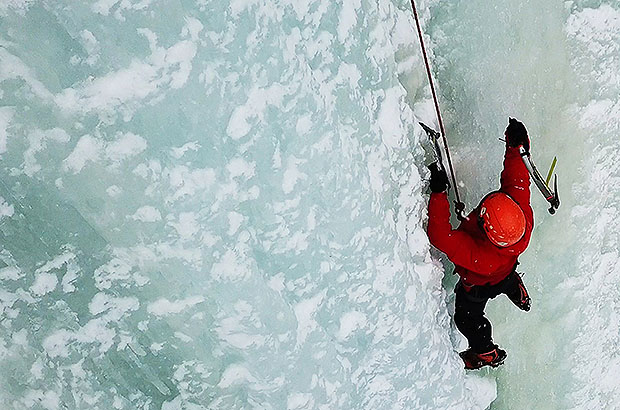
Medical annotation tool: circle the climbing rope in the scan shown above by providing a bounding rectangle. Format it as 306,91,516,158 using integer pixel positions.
410,0,466,220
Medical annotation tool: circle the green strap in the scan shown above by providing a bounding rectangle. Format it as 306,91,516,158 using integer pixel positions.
545,157,557,187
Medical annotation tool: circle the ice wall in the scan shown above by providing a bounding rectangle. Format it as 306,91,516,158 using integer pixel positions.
0,0,494,409
559,3,620,409
425,0,620,408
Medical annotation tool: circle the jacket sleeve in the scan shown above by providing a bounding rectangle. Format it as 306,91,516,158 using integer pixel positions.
427,192,497,274
500,146,531,210
499,145,535,253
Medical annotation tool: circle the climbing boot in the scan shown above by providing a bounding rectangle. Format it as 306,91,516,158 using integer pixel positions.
459,346,507,370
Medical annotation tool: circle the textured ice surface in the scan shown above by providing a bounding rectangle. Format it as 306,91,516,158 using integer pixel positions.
0,0,493,409
426,0,620,409
2,0,620,408
560,4,620,409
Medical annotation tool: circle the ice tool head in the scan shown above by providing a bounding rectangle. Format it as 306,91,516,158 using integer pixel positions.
479,192,526,248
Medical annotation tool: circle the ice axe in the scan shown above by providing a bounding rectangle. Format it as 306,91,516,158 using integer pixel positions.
419,122,466,218
519,147,560,214
419,122,444,171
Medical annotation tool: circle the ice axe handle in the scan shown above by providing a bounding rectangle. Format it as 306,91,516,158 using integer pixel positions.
519,147,560,215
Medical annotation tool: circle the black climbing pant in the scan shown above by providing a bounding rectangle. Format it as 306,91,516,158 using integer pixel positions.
454,270,526,353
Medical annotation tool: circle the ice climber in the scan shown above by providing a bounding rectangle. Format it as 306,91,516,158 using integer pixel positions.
426,118,533,370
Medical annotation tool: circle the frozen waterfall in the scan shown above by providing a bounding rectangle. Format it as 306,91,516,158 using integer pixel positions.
0,0,619,409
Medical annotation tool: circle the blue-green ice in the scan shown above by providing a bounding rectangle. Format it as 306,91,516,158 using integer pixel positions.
0,0,619,408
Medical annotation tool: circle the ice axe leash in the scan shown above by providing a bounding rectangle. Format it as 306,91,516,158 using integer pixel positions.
519,146,560,214
410,0,466,221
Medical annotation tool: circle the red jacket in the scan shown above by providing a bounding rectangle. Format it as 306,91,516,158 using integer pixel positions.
427,146,534,286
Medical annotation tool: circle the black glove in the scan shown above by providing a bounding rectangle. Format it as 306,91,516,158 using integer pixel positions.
505,117,530,151
428,162,449,193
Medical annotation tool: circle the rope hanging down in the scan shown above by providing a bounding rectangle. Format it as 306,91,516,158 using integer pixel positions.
410,0,466,220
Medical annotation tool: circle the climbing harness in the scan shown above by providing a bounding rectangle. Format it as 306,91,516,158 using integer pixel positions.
410,0,466,220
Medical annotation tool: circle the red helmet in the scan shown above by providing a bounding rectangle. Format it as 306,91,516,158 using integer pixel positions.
479,192,526,247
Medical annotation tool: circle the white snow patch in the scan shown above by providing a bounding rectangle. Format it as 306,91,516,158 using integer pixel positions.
93,254,135,290
30,272,58,296
166,166,216,201
56,25,198,120
161,396,182,410
30,359,44,379
337,0,361,42
87,293,140,321
287,393,314,410
106,185,122,197
151,342,164,352
0,48,53,101
0,196,14,220
61,261,80,293
227,212,244,235
130,206,162,222
366,374,392,395
283,0,312,20
44,294,138,358
148,296,205,316
170,141,200,159
105,132,147,163
378,87,404,148
89,292,114,315
226,84,287,140
229,0,260,16
80,29,100,65
463,375,497,409
22,389,61,410
227,157,256,179
293,290,326,346
0,106,14,153
62,134,103,173
218,364,256,388
12,329,28,346
306,209,316,230
282,156,306,194
295,114,312,135
24,128,71,176
36,251,77,274
267,273,285,292
215,300,267,349
367,149,386,192
219,332,265,350
0,0,34,15
336,311,367,341
42,330,73,358
91,0,157,19
0,266,21,280
182,17,204,41
91,0,122,15
211,249,252,281
63,132,146,173
169,212,199,240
